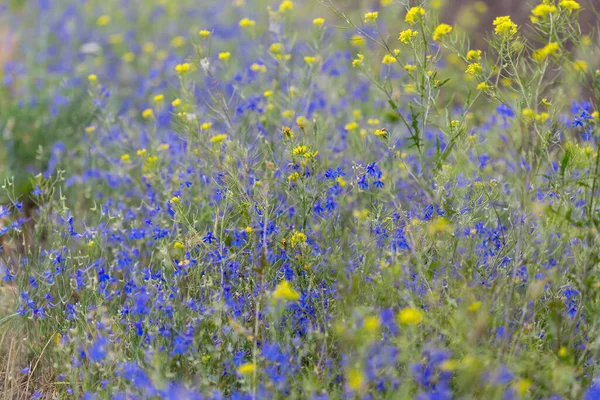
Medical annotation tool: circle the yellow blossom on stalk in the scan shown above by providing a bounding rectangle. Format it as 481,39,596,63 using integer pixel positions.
346,368,364,391
142,109,153,119
440,359,458,372
96,15,111,26
56,333,62,345
345,121,359,131
398,307,424,325
238,362,255,375
535,112,549,122
381,0,393,5
304,56,317,65
364,11,378,22
172,98,181,107
121,154,130,162
171,36,185,48
533,42,560,61
515,379,532,396
433,23,452,41
363,315,380,332
465,63,482,75
573,59,588,72
263,90,272,97
210,134,228,143
559,0,580,12
85,126,96,133
273,280,300,301
493,16,518,36
336,176,346,187
352,54,364,67
269,43,283,54
532,3,557,19
296,116,308,129
173,241,184,249
287,172,299,182
398,29,418,44
367,118,380,125
251,63,267,72
199,30,211,37
219,52,231,61
292,145,307,156
522,108,534,119
88,74,97,82
477,82,491,91
153,94,164,102
278,0,293,12
175,63,191,73
201,122,212,130
290,231,307,248
405,64,416,73
405,7,425,25
466,49,482,62
382,54,396,65
350,34,365,47
158,143,169,151
374,128,389,138
170,196,180,204
282,109,294,119
558,346,568,358
313,17,325,26
239,18,256,27
136,149,147,156
467,301,482,312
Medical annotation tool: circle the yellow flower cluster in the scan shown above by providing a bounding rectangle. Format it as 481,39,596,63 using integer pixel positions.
273,280,300,302
465,63,482,75
405,7,425,25
532,42,559,62
493,16,517,36
433,23,452,41
398,29,418,44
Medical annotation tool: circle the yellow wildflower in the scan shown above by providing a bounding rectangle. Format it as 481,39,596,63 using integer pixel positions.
173,241,184,249
142,109,153,119
363,315,380,332
465,63,482,75
347,368,364,391
273,280,300,301
345,121,359,131
218,52,231,61
405,7,425,25
352,53,364,67
476,82,491,91
153,94,164,102
175,63,191,73
466,49,482,61
171,36,185,48
313,18,325,26
350,34,365,46
269,43,283,54
433,23,452,41
279,0,293,12
290,231,307,248
172,98,181,107
467,301,482,312
493,16,518,36
382,54,396,65
238,363,255,375
364,11,378,22
398,29,418,44
559,0,580,12
210,134,228,143
88,74,97,82
532,4,557,18
199,29,211,37
239,18,256,27
398,307,424,325
96,15,111,26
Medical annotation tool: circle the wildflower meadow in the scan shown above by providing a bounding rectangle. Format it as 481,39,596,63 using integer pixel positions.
2,0,600,398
